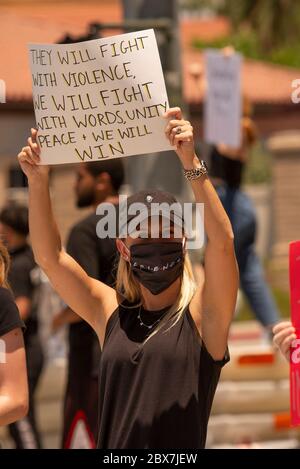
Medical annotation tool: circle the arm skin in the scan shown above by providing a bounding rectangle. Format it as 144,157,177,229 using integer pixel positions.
60,215,106,328
15,297,31,321
165,108,239,360
0,328,28,425
52,306,82,333
189,168,239,360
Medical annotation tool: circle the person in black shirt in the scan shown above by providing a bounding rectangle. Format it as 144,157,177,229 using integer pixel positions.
0,240,28,426
19,110,238,449
51,160,124,448
0,204,44,448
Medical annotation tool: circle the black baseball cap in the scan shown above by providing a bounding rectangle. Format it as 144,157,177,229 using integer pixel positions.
118,190,185,238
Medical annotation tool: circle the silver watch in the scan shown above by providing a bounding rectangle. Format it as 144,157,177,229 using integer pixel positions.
183,160,208,180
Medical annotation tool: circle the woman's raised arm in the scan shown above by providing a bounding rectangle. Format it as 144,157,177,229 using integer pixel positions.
165,108,239,360
17,129,118,338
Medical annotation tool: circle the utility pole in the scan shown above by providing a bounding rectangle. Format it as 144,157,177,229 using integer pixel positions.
121,0,187,200
57,1,187,200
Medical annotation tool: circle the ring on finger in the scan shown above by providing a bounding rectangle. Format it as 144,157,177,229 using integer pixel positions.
175,126,182,135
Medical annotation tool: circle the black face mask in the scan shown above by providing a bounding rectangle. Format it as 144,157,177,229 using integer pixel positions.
129,241,184,295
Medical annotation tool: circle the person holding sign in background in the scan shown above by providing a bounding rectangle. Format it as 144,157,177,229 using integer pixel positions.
207,47,280,335
273,322,298,362
17,106,238,449
273,241,300,426
273,318,300,426
0,241,28,427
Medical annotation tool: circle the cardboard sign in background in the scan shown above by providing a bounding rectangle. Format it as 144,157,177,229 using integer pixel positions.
204,49,242,148
28,29,172,165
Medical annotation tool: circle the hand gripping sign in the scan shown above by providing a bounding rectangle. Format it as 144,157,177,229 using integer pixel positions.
28,29,172,165
289,241,300,426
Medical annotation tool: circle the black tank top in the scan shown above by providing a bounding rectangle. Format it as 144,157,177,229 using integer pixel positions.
97,301,229,449
210,145,244,188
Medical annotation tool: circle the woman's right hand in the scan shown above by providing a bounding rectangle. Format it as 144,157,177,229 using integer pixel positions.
273,321,297,361
18,128,49,181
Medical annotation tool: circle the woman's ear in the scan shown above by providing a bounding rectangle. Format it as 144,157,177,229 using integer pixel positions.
116,238,130,262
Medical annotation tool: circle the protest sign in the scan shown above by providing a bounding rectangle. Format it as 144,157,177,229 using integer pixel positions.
28,29,172,165
289,241,300,426
204,49,242,148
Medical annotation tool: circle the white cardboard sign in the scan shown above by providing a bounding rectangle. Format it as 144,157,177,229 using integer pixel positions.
28,29,172,165
204,49,242,148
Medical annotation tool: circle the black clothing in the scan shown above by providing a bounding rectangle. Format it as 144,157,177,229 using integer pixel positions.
8,243,44,449
209,145,244,189
0,287,24,336
8,244,39,341
63,210,118,447
98,301,229,449
130,241,184,295
9,334,44,449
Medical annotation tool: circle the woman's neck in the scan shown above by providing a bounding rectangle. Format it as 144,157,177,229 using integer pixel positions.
140,277,181,312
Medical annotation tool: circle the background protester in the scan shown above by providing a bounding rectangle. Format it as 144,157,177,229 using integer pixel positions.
0,240,28,427
0,205,44,448
208,98,280,334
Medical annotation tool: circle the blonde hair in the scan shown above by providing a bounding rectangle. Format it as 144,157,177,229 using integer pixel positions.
0,240,10,289
115,247,196,344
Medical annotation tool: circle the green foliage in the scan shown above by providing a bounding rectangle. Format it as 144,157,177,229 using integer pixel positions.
237,286,290,322
186,0,300,68
243,142,272,185
270,44,300,69
220,0,300,50
192,29,300,68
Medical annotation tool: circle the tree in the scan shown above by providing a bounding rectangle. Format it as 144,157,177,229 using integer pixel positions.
219,0,300,51
181,0,300,51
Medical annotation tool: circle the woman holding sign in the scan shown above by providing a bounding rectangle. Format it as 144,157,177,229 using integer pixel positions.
17,107,238,449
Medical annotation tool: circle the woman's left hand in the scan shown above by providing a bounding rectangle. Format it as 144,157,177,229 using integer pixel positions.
164,107,196,169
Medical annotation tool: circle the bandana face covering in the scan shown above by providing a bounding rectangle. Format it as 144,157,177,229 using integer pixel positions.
129,241,184,295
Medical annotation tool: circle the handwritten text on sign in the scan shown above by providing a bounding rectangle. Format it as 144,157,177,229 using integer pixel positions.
204,49,242,148
28,29,172,165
